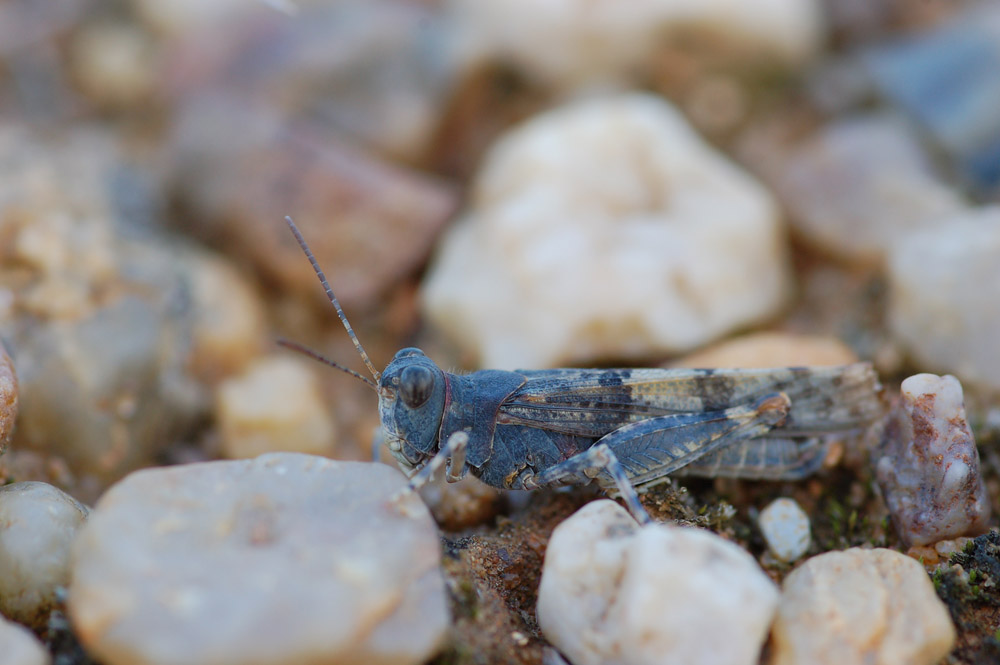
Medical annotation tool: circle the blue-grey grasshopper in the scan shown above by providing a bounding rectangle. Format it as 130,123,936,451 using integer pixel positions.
282,218,883,524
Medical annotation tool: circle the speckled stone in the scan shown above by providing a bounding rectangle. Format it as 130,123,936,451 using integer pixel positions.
0,482,89,628
874,373,991,547
69,454,448,665
758,498,811,563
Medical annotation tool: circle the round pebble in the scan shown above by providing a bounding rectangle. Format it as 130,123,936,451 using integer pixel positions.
68,454,448,665
0,614,51,665
0,482,90,628
538,500,778,665
770,548,955,665
758,497,811,563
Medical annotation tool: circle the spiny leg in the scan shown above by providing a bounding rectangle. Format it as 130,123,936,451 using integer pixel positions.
391,431,469,502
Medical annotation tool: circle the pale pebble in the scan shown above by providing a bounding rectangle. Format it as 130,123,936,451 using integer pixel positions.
422,94,791,368
538,500,778,665
770,548,955,665
758,498,811,563
215,356,336,459
673,332,858,369
0,482,89,628
0,614,51,665
69,455,448,665
0,340,16,450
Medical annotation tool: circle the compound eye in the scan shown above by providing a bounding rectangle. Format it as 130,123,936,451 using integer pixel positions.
399,365,434,409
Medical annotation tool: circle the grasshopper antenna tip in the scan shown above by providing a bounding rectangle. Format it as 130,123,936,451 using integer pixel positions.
283,215,381,383
277,338,378,391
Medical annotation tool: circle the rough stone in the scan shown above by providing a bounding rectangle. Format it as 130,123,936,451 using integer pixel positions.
0,482,89,628
422,94,791,368
449,0,825,90
538,500,778,665
0,339,16,450
0,614,51,665
215,355,336,459
874,373,991,547
68,455,448,665
770,548,956,665
673,332,858,369
887,207,1000,391
743,113,966,263
758,497,811,563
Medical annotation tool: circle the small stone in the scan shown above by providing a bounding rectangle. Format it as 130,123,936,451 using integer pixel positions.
450,0,825,90
887,208,1000,391
215,356,336,459
743,113,966,263
0,614,51,665
0,482,89,628
538,500,778,665
0,340,17,450
422,94,791,368
770,548,956,665
69,455,448,665
673,332,858,369
874,373,991,547
758,498,811,563
69,21,154,109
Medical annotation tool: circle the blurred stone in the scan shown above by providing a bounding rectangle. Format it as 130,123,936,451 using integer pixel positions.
0,482,89,628
538,500,778,665
673,332,858,369
0,339,16,450
770,548,955,665
874,374,990,547
887,207,1000,391
423,94,791,368
69,20,154,109
216,355,336,459
0,614,50,665
906,536,973,569
164,1,459,162
744,113,966,263
69,455,448,665
864,3,1000,190
170,96,457,312
418,474,503,531
449,0,825,90
181,248,267,385
758,497,811,563
0,127,205,486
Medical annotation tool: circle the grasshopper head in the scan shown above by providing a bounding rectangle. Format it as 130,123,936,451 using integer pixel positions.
378,348,447,472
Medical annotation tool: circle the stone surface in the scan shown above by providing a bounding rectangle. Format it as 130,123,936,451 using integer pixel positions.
215,355,336,459
673,332,858,368
758,497,811,562
169,97,458,312
68,455,448,665
422,94,791,368
0,614,51,665
874,373,990,547
743,113,966,263
538,500,778,665
0,482,89,628
887,208,1000,391
449,0,825,89
0,340,16,450
770,547,956,665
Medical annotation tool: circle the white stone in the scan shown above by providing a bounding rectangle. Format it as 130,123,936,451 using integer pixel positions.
538,500,778,665
68,455,448,665
874,374,991,547
215,355,336,459
770,548,955,665
422,94,791,368
449,0,824,89
0,615,51,665
887,208,1000,391
0,482,89,628
758,498,810,562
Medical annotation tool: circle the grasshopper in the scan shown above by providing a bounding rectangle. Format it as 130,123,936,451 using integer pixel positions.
282,218,882,524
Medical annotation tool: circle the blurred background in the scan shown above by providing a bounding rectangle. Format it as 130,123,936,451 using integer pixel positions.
1,0,999,506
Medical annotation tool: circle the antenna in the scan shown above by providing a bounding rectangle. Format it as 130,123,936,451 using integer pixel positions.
277,339,377,391
283,216,381,383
